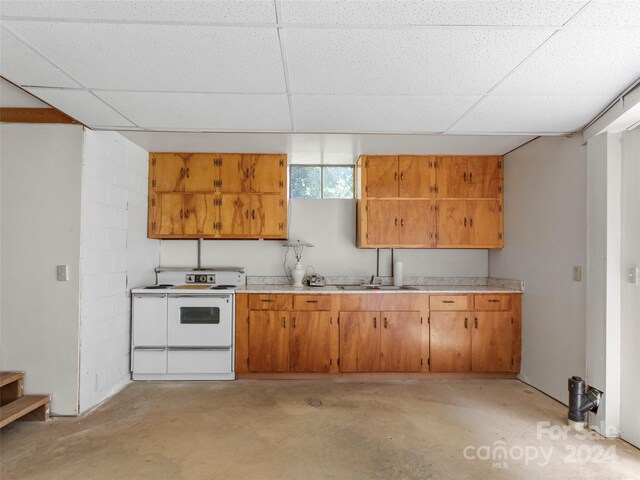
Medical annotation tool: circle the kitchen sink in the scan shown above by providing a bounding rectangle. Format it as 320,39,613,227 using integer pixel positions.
337,285,419,291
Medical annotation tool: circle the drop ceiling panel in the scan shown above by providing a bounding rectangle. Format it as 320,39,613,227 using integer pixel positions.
493,29,640,96
0,27,80,88
284,28,554,95
281,0,587,26
292,95,480,132
95,91,292,131
0,78,49,107
568,0,640,26
25,87,134,127
0,0,277,23
449,95,611,133
2,21,286,92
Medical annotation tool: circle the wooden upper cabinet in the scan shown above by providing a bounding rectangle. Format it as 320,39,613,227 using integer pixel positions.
399,156,435,198
398,200,436,247
151,193,216,237
436,200,468,247
366,200,398,246
289,311,332,372
365,156,399,197
251,194,286,238
218,154,249,193
246,154,286,194
151,153,216,192
380,311,422,372
436,199,503,248
436,156,502,199
471,312,513,372
218,194,251,237
153,193,184,236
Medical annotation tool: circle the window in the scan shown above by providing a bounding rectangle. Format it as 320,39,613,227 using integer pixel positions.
290,166,354,199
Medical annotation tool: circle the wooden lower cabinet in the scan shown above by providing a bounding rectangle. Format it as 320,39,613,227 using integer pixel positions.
339,310,422,372
429,310,514,373
290,311,333,373
248,311,289,372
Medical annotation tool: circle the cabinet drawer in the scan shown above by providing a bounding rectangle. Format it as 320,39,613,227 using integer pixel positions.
474,294,512,311
248,294,292,310
293,295,332,311
429,295,469,311
133,348,167,374
167,349,232,374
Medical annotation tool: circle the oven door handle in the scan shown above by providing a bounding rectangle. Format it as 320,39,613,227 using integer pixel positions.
167,346,231,351
170,294,231,299
134,294,167,298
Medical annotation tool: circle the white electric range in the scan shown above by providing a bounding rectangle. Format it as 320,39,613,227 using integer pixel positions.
131,267,245,380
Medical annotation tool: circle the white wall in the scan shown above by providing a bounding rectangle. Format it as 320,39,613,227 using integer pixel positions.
160,199,488,278
1,124,83,415
489,136,587,403
79,130,157,413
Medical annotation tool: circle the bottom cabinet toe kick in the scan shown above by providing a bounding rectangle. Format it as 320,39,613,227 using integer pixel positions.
234,291,522,378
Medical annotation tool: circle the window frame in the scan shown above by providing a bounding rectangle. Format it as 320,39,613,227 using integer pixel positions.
289,164,355,199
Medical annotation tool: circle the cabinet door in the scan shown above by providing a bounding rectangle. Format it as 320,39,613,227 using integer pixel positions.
132,295,167,346
219,154,249,193
183,194,217,236
367,200,398,246
467,156,502,199
436,200,468,247
339,311,380,372
398,200,436,246
183,154,216,192
251,194,286,237
380,311,422,372
365,156,398,197
398,156,434,198
429,312,471,372
247,154,286,193
468,200,502,247
219,194,251,237
156,193,184,235
290,311,332,372
436,156,467,198
151,153,186,192
248,311,289,372
471,312,513,372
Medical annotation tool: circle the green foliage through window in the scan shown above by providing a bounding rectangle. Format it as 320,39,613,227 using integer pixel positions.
290,166,354,199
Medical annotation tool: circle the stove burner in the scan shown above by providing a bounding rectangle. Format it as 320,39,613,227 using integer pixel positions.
209,285,236,290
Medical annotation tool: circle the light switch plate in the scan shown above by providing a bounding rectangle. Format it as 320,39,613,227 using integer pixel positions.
573,266,582,282
628,266,639,285
57,265,70,282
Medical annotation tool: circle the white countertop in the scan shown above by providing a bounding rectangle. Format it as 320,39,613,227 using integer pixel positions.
236,285,521,294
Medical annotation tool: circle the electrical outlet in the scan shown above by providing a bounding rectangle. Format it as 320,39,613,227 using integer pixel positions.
57,265,70,282
628,266,639,285
572,266,582,282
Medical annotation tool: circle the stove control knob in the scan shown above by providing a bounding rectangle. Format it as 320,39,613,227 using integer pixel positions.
207,275,216,283
198,275,207,283
186,275,195,283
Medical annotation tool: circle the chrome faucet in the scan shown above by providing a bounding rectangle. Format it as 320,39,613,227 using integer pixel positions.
369,275,382,286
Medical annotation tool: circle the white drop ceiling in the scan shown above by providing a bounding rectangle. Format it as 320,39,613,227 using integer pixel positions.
1,0,639,136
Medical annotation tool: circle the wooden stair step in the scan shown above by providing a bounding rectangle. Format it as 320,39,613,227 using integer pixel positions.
0,371,24,388
0,395,50,428
0,372,25,407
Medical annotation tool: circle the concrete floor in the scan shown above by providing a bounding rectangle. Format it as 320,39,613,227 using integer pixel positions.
1,380,638,480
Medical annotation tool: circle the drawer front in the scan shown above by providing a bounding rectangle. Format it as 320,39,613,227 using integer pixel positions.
474,294,512,311
293,295,332,311
429,295,469,311
167,349,232,374
133,348,167,374
248,294,292,311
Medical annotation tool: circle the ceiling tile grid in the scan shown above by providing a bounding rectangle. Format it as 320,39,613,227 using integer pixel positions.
0,0,638,135
291,94,480,132
93,91,292,131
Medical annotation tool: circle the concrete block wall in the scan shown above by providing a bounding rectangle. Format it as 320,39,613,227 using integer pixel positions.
79,130,156,413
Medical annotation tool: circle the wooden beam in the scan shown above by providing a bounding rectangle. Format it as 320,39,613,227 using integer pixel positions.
0,107,78,124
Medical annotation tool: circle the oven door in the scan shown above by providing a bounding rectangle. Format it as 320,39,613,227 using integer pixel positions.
167,295,232,347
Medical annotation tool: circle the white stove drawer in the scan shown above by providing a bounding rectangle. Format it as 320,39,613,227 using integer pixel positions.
167,349,232,374
133,348,167,374
132,294,167,346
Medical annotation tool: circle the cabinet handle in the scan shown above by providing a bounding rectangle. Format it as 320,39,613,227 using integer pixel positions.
246,168,250,179
292,317,296,328
186,168,190,178
373,317,377,328
261,299,274,303
384,317,388,328
395,218,398,226
400,219,404,227
180,167,185,177
475,318,478,329
464,217,467,227
184,209,189,219
245,210,249,219
282,317,286,328
394,172,398,181
488,299,500,303
252,168,256,179
400,172,404,181
469,218,473,227
442,300,454,304
464,318,468,329
251,209,255,220
179,209,183,219
306,300,318,303
463,172,467,182
469,172,473,183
